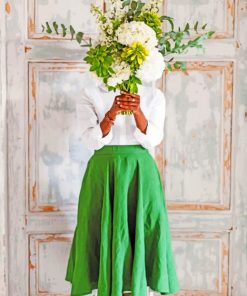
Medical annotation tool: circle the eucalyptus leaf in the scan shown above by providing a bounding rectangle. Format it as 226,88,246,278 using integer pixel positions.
45,22,52,34
61,24,67,37
69,25,76,40
160,15,174,31
194,21,198,32
76,32,83,44
184,23,190,32
53,21,59,34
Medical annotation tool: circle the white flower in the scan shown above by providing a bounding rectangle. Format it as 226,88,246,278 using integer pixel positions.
107,60,132,87
105,0,128,20
142,0,163,13
136,48,165,83
115,21,158,51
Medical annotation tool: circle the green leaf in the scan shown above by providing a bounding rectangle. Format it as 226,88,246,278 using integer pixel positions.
180,62,187,71
159,37,166,45
137,2,145,10
61,24,67,37
53,21,59,34
194,21,198,32
135,10,141,17
69,25,76,40
202,23,207,30
45,22,52,34
108,67,115,74
76,32,83,44
41,24,45,32
131,1,137,10
174,61,182,69
127,9,134,16
184,22,189,32
160,15,174,31
122,0,131,7
207,31,215,37
167,63,173,71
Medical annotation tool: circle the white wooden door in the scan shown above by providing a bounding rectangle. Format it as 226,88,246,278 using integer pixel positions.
1,0,246,296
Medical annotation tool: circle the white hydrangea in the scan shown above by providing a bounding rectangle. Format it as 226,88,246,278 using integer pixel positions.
115,21,158,51
107,60,132,87
136,48,165,83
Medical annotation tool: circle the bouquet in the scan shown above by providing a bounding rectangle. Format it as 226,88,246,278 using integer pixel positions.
42,0,214,115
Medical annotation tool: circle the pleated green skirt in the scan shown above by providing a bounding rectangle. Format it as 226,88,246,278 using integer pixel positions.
65,144,180,296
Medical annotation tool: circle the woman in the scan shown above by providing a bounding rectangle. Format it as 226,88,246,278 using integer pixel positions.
65,71,180,296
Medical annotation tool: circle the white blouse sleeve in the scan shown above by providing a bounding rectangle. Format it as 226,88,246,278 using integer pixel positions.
133,87,166,149
76,89,113,150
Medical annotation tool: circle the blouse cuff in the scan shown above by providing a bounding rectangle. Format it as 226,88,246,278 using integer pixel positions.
133,121,163,148
92,123,113,145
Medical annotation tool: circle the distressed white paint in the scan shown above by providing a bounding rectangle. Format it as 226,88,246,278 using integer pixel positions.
0,1,246,296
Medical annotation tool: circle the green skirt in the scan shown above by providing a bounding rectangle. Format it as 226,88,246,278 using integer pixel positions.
65,144,180,296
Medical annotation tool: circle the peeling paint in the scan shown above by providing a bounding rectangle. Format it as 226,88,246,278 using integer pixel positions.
31,67,36,100
24,46,32,53
38,205,59,212
5,2,11,14
31,182,36,201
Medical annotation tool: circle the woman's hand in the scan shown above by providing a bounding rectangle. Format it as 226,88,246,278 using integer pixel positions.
102,90,148,136
116,90,141,114
107,91,140,119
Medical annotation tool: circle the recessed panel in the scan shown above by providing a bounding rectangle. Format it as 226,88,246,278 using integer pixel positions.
160,62,233,210
28,63,93,212
172,232,229,294
29,234,72,295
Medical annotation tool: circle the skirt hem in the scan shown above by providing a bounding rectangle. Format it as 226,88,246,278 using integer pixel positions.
65,278,180,295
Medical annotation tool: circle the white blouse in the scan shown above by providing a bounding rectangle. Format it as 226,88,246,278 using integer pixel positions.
76,72,166,158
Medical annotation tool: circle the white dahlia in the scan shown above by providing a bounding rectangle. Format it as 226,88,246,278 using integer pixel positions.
136,48,165,83
115,21,158,51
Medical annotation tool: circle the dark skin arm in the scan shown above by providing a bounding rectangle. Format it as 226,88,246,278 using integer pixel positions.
100,90,148,137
